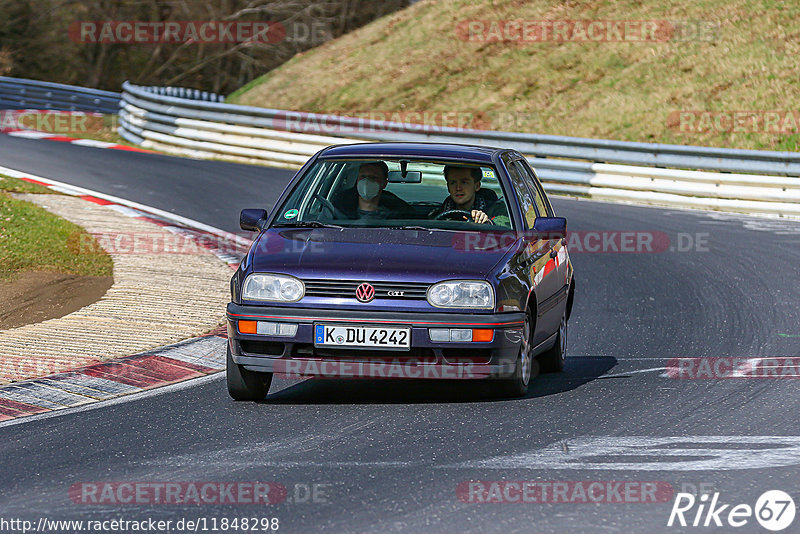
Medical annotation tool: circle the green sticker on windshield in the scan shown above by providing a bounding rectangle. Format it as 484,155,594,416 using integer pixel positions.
482,169,495,179
283,209,298,219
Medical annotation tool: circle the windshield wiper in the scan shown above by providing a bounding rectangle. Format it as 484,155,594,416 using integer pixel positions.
273,221,344,229
386,225,460,232
390,225,432,231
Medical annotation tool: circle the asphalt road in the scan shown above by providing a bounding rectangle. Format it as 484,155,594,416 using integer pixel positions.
2,135,800,533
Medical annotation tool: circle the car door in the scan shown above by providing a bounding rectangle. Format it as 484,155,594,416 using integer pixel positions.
501,153,560,346
515,157,570,328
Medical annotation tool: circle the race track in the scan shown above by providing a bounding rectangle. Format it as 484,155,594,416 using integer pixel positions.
1,135,800,533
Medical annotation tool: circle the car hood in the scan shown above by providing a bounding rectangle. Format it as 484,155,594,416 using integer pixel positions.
247,227,517,282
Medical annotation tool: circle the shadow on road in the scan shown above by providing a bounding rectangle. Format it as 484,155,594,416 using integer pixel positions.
262,356,617,404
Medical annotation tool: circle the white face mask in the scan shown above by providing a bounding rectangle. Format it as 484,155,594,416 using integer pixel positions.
357,178,381,200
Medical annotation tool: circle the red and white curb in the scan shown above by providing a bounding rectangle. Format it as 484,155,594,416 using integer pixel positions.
2,128,156,154
0,164,254,423
0,330,227,424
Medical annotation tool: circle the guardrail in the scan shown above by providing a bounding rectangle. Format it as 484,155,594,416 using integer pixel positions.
0,76,120,113
116,81,800,218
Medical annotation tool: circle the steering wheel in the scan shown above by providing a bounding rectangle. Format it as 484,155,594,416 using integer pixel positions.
434,209,495,225
314,193,348,220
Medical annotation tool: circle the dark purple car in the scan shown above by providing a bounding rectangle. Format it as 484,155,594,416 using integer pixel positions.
226,143,574,399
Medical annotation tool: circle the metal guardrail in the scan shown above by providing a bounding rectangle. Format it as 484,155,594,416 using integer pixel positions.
138,85,225,103
115,81,800,218
121,82,800,176
0,76,121,114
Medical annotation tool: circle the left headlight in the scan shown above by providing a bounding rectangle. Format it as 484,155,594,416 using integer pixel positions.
241,273,304,302
427,280,494,309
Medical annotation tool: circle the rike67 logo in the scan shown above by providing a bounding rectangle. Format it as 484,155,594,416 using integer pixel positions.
668,490,795,531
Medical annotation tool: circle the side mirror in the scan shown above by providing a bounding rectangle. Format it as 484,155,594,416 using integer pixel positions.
532,216,567,239
240,208,268,231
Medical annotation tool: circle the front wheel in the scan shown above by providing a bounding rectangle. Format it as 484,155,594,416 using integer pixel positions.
538,313,567,373
226,344,272,401
494,310,534,398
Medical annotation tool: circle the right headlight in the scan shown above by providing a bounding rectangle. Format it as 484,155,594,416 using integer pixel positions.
427,280,494,309
241,273,304,302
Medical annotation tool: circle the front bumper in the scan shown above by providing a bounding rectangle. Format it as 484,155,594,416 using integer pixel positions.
226,303,525,379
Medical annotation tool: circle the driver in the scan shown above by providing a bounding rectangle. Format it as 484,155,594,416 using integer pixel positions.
332,161,410,219
430,165,494,224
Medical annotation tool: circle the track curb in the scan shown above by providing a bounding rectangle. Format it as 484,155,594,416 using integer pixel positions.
0,167,252,422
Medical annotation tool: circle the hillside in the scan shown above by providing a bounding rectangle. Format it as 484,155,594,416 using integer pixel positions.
228,0,800,151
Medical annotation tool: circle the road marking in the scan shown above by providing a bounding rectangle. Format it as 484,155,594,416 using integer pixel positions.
447,436,800,471
599,367,667,378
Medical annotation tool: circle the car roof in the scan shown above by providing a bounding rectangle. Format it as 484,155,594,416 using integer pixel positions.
318,142,504,164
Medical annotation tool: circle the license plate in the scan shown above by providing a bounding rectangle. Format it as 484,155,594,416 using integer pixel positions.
314,324,411,349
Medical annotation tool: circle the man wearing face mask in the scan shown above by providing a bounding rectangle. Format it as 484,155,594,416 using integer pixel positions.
332,161,410,219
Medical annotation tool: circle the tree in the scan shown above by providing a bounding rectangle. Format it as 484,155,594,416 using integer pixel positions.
0,0,411,93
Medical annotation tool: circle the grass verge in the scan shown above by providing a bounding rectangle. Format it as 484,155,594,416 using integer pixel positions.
0,175,113,281
229,0,800,152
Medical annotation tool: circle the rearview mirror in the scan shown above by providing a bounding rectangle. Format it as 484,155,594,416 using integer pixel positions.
240,208,268,231
532,217,567,239
387,170,422,183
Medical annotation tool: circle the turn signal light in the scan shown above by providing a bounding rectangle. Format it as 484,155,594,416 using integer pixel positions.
238,320,258,334
471,329,494,342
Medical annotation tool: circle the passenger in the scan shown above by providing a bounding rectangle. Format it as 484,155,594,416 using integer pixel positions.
332,161,410,219
430,165,496,224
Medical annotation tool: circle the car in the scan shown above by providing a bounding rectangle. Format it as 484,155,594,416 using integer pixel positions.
226,142,575,399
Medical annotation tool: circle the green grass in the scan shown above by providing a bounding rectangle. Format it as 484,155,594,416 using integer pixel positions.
0,175,55,194
229,0,800,152
0,175,113,281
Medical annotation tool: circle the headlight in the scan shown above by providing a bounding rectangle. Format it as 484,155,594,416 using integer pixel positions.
427,280,494,309
241,273,304,302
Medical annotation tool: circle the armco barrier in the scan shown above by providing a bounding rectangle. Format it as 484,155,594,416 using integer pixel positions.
0,76,121,113
113,81,795,218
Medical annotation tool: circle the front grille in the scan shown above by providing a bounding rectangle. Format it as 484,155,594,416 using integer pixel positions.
303,279,430,300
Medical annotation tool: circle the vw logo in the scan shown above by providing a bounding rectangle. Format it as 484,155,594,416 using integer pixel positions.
355,282,375,303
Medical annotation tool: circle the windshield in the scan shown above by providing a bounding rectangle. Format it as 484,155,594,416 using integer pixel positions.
272,158,514,231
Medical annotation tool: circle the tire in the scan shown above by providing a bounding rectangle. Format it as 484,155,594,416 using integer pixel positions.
538,312,567,373
495,310,534,398
226,344,272,401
